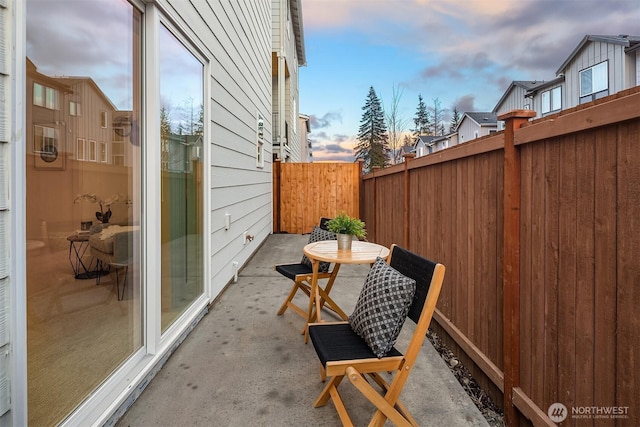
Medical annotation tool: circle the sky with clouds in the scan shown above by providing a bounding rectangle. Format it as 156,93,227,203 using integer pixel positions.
299,0,640,162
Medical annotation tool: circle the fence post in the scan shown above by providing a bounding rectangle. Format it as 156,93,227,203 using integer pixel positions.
273,159,281,233
403,153,416,249
499,109,536,426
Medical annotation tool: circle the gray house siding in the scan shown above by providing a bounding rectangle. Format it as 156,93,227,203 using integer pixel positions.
560,40,632,109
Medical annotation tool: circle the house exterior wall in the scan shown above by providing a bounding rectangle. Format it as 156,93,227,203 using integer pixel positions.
457,117,495,143
636,49,640,85
7,0,275,425
561,41,630,109
272,0,303,163
530,82,565,117
494,85,533,117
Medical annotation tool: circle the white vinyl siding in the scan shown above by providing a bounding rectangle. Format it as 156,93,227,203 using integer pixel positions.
185,0,273,296
561,40,630,109
494,84,531,117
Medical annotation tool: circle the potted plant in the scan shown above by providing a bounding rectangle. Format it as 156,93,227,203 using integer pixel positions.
326,212,366,250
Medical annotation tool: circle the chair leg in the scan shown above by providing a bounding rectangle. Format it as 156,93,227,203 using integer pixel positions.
115,265,128,301
314,375,344,408
345,367,414,427
277,280,311,316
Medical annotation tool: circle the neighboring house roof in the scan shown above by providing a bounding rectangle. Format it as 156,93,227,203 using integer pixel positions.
493,80,548,113
524,76,565,97
413,135,438,148
290,0,306,66
461,112,498,128
400,144,414,154
50,76,117,110
556,34,640,75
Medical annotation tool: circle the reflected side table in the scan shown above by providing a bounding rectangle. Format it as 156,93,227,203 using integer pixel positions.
67,233,104,279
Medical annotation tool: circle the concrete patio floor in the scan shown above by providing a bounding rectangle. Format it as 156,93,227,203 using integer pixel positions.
116,233,490,426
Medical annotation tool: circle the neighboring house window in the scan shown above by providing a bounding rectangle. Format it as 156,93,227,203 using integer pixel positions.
33,82,59,110
70,101,81,116
34,125,57,156
417,146,424,157
100,111,108,128
76,138,85,160
88,140,97,161
580,61,608,102
542,86,562,114
99,141,107,163
523,103,530,110
474,131,479,139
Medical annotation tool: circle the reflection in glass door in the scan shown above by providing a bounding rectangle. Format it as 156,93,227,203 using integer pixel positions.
25,1,142,425
159,25,204,331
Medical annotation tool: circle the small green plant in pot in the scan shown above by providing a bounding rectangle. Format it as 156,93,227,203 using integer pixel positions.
326,212,366,250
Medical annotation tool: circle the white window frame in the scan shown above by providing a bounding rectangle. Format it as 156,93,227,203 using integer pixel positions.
99,141,107,163
580,61,608,99
88,140,97,161
33,82,58,110
542,86,562,114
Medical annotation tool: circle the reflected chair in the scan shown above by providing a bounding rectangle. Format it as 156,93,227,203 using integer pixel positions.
308,244,446,426
276,224,337,327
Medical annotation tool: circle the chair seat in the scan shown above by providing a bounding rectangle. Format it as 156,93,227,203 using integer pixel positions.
275,263,313,281
309,323,402,367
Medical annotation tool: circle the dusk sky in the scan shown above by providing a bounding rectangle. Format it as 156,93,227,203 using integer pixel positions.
299,0,640,162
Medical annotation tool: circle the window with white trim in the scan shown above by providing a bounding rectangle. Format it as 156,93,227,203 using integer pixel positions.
69,100,81,116
33,82,59,110
580,61,608,102
542,86,562,114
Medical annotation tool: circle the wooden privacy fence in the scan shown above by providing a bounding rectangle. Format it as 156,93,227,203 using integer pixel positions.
273,160,362,234
362,87,640,427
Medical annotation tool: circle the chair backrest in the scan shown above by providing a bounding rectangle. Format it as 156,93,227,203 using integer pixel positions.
387,244,439,325
318,217,332,231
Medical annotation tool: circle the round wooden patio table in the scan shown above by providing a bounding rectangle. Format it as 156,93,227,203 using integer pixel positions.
302,240,390,341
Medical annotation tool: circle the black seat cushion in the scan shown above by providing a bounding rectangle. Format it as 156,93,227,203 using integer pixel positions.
275,263,313,281
309,323,402,367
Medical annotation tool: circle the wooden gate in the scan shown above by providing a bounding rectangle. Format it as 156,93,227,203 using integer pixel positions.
273,161,362,234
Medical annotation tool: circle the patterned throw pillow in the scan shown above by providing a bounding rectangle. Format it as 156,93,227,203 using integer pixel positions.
300,226,337,273
349,257,417,358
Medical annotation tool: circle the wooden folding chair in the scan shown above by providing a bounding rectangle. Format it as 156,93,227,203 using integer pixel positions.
276,224,338,328
308,244,446,426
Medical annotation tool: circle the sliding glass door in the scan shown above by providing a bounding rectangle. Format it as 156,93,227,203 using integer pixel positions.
25,1,142,425
158,24,204,331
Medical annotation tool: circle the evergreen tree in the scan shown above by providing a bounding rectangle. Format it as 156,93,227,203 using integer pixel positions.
412,94,431,137
450,106,461,134
355,86,390,172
